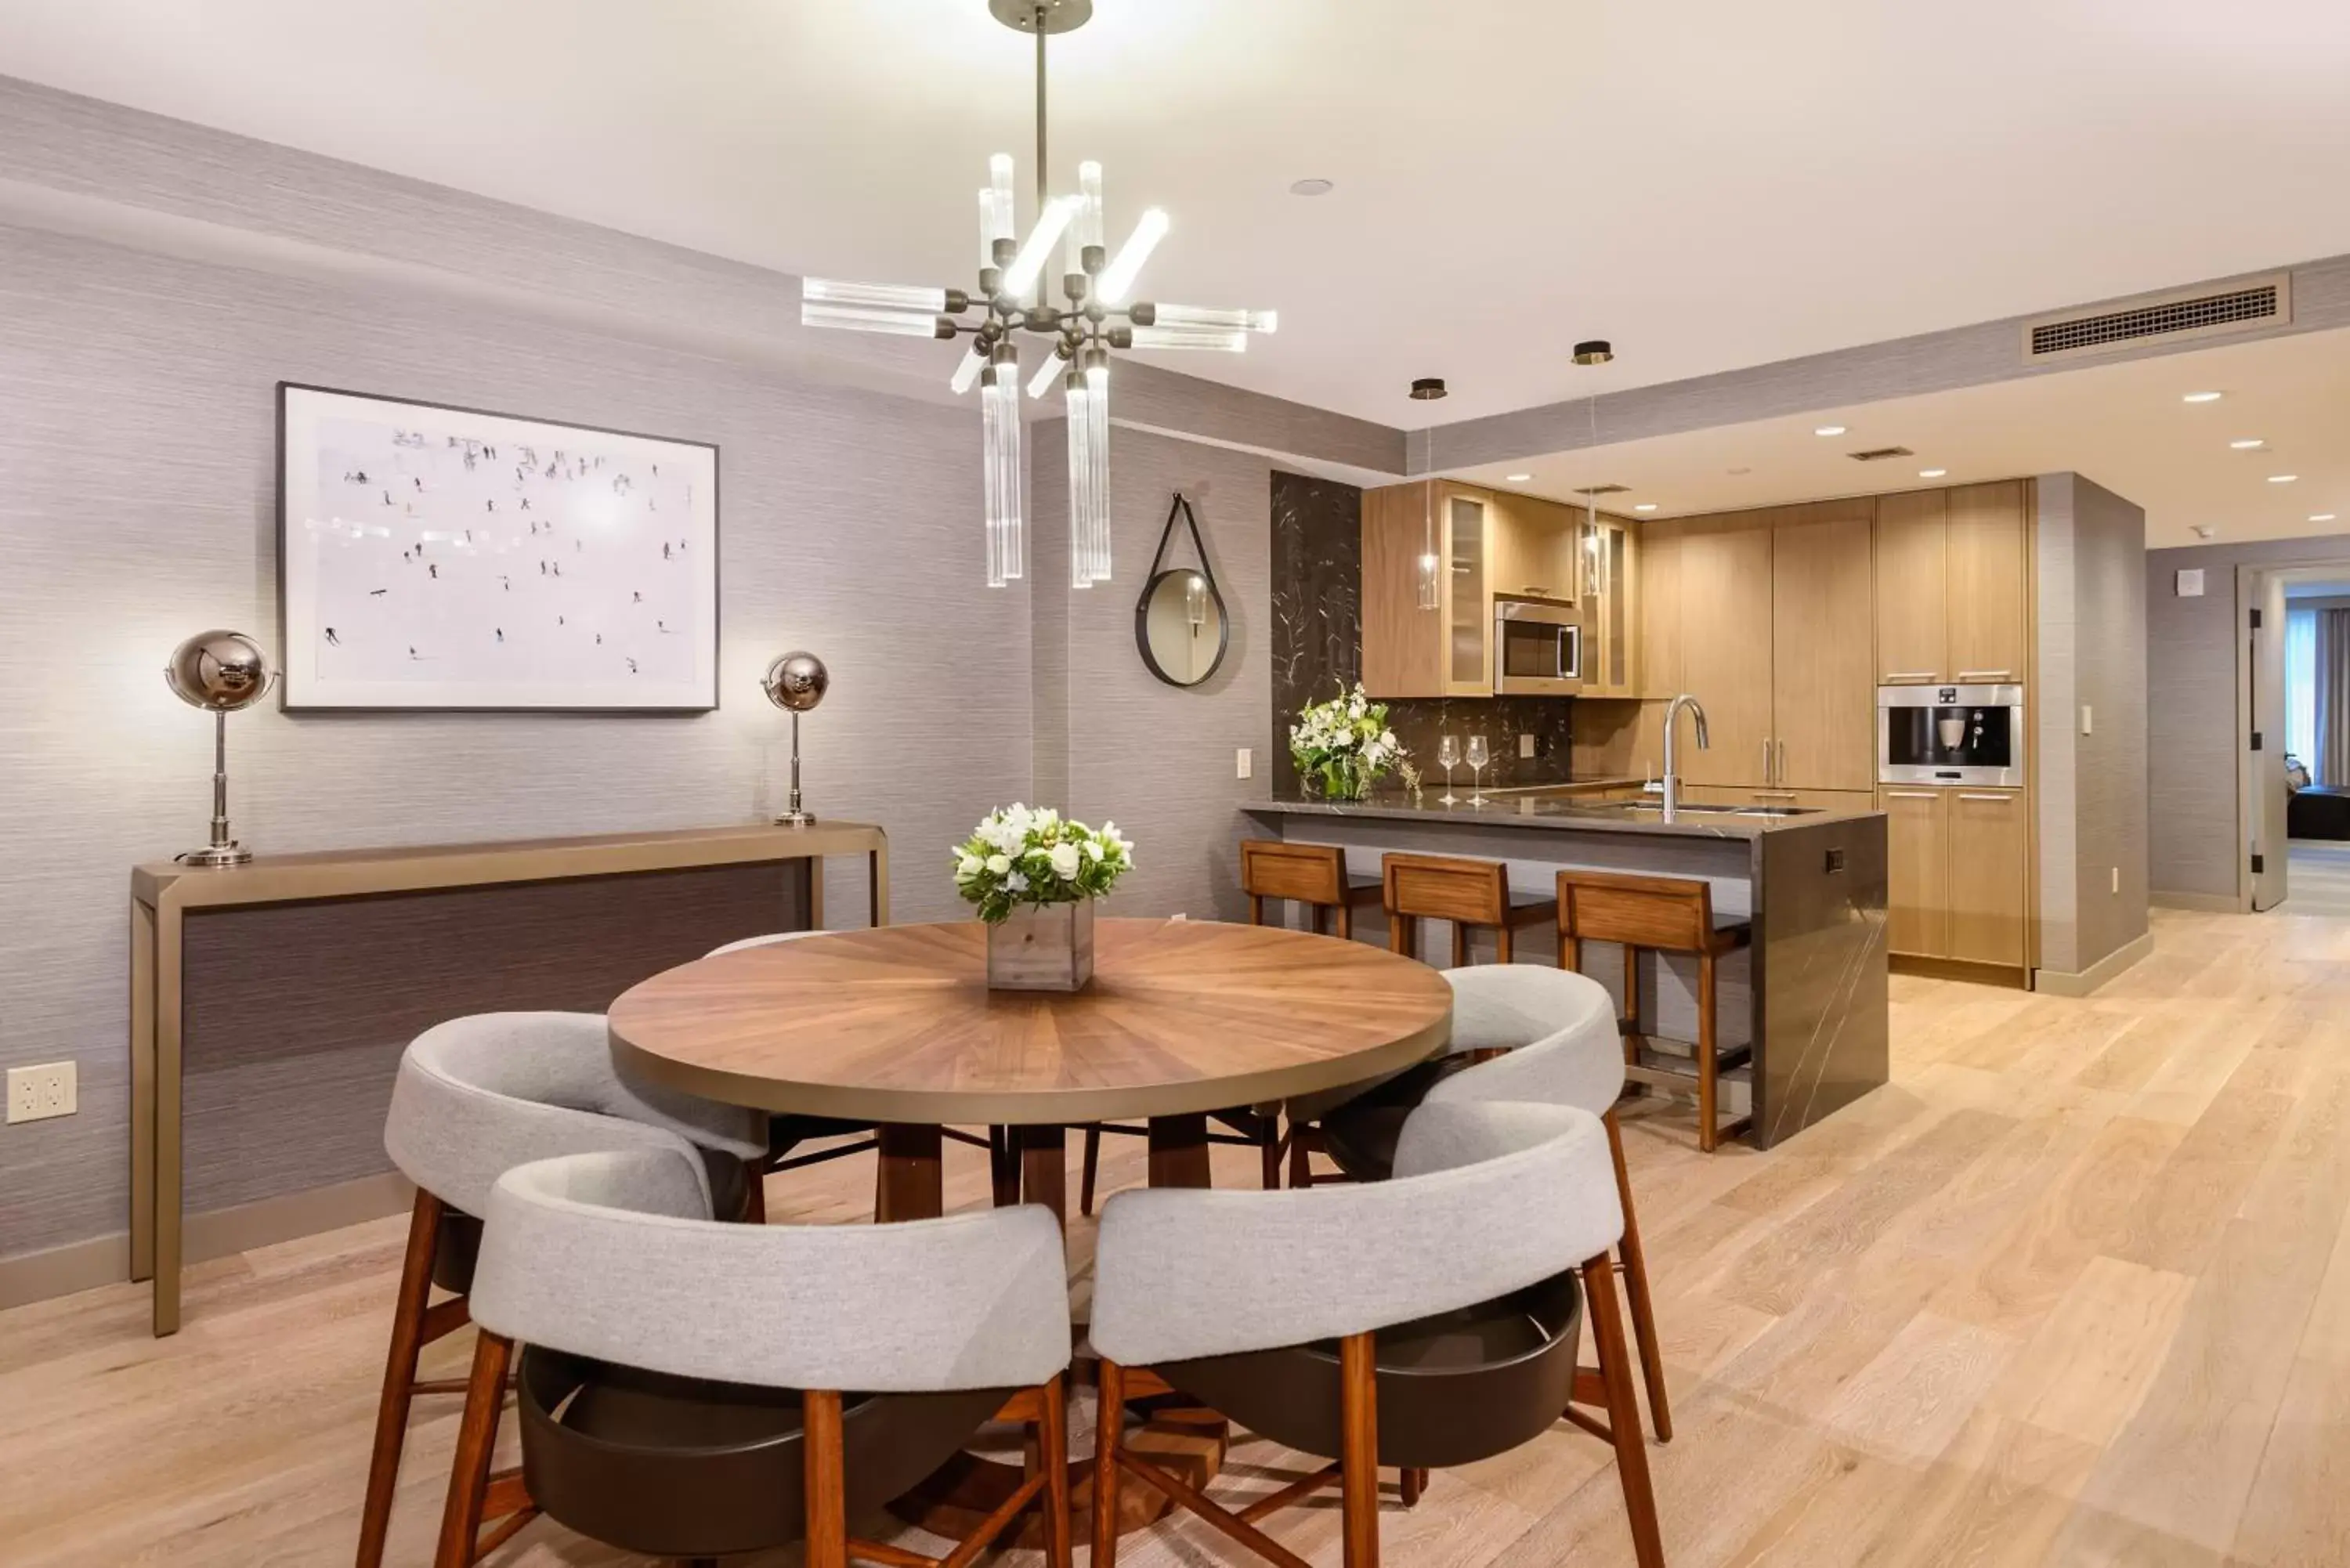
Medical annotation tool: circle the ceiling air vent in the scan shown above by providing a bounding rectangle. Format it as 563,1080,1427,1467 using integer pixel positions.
1572,483,1630,496
2023,274,2290,361
1846,446,1913,462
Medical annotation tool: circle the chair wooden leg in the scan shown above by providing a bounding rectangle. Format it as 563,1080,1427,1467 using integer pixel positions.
1092,1360,1127,1568
1079,1125,1101,1216
1388,912,1412,958
1448,922,1469,969
1697,950,1719,1153
1340,1332,1381,1568
433,1328,513,1568
1621,943,1643,1066
1560,931,1580,973
1311,903,1328,937
743,1165,768,1225
1249,892,1265,926
990,1126,1023,1209
1022,1125,1069,1223
1259,1122,1282,1190
1039,1373,1071,1568
358,1190,442,1568
1289,1124,1314,1188
1400,1467,1427,1506
804,1389,848,1568
1583,1256,1665,1568
1336,901,1353,941
1604,1110,1672,1443
1496,923,1513,963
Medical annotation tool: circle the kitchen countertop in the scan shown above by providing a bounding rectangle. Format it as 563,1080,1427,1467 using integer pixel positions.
1245,786,1882,840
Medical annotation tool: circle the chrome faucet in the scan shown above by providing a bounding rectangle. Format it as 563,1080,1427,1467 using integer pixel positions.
1661,694,1710,820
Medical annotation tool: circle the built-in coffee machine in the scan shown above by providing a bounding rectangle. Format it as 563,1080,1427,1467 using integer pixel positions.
1878,683,2025,787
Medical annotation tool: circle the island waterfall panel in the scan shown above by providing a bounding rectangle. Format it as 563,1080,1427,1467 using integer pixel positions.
1271,471,1578,797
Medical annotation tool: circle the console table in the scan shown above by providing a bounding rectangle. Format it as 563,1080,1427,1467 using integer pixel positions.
129,821,888,1335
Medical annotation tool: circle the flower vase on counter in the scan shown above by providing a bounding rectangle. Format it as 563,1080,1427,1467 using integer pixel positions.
952,804,1134,992
1290,684,1403,803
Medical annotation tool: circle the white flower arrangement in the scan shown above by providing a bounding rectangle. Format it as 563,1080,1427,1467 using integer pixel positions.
953,804,1133,924
1289,683,1404,800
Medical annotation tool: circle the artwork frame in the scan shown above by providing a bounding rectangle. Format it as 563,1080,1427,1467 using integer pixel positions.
276,383,721,713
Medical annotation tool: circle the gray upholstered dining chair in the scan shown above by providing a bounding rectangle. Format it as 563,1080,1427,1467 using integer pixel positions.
466,1145,1075,1568
1316,963,1672,1441
1087,1097,1663,1568
357,1010,768,1568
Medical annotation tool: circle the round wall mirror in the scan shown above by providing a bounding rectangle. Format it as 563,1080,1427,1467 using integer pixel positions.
1137,568,1228,686
1133,493,1230,688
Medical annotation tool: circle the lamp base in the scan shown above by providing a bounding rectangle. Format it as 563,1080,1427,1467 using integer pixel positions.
176,842,252,868
774,811,816,828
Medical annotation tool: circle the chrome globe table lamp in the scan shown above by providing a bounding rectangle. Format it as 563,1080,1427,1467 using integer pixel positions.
164,630,274,867
761,651,829,827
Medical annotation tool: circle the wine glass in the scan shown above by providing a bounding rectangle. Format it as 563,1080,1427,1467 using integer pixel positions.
1465,735,1491,806
1437,735,1462,805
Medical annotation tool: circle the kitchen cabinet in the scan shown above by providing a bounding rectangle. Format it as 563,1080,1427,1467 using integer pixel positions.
1676,519,1775,786
1770,508,1876,790
1879,785,2027,970
1576,511,1641,697
1687,786,1876,811
1947,788,2029,966
1488,491,1578,602
1873,480,2028,684
1881,788,1948,956
1361,481,1494,698
1637,522,1683,699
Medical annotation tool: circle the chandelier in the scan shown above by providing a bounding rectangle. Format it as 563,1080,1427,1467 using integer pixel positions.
799,0,1276,588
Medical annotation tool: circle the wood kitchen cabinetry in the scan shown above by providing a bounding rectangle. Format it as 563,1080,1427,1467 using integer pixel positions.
1880,784,2027,973
1362,481,1635,699
1875,480,2029,684
1675,519,1775,786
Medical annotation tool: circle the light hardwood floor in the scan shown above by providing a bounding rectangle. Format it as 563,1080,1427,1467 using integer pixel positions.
2284,841,2350,919
4,905,2349,1567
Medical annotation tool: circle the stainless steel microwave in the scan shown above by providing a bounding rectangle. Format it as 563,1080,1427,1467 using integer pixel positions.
1878,683,2024,786
1494,595,1582,695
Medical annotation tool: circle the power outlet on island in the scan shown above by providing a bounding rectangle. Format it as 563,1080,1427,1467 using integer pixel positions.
6,1061,77,1125
1518,733,1537,760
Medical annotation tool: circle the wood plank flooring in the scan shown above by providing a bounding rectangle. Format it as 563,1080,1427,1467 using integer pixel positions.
3,905,2348,1566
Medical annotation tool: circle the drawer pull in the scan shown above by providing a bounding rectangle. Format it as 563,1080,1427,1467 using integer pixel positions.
1955,670,2014,681
1752,791,1799,800
1957,793,2013,802
1882,671,1939,681
1885,790,1940,800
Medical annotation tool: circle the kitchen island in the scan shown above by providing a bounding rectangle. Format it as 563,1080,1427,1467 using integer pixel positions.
1242,788,1888,1149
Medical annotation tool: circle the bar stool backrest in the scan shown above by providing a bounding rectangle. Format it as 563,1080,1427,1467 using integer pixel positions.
384,1011,766,1219
1558,869,1716,953
1240,840,1348,906
470,1147,1072,1395
1383,853,1509,928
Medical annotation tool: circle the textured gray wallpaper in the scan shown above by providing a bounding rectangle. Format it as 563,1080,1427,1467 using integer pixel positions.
0,219,1034,1262
2146,532,2350,897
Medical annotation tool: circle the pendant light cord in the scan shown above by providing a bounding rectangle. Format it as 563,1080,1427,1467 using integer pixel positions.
1035,17,1049,306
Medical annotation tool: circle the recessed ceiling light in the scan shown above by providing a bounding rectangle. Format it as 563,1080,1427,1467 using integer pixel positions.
1727,466,1752,476
1633,503,1658,512
1918,468,1947,479
2313,513,2339,523
2182,391,2224,403
1813,425,1846,436
1505,473,1532,482
2229,439,2266,450
2269,474,2299,484
1288,178,1334,197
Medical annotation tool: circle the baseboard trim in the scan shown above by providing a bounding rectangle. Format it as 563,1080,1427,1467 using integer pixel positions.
0,1234,131,1312
2033,929,2157,997
0,1171,415,1313
185,1170,416,1265
1889,955,2031,989
2150,890,2244,914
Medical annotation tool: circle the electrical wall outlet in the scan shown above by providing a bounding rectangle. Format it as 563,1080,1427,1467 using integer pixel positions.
2111,866,2120,894
1235,747,1253,780
1518,733,1537,760
2080,705,2094,735
7,1061,77,1125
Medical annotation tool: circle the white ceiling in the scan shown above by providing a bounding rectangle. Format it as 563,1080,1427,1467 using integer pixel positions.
1446,327,2350,549
4,0,2350,427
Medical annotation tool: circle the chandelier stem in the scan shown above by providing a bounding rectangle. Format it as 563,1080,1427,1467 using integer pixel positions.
1035,16,1049,305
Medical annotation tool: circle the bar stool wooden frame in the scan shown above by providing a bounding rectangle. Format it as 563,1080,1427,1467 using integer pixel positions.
1557,869,1754,1154
1383,853,1559,966
1242,840,1384,940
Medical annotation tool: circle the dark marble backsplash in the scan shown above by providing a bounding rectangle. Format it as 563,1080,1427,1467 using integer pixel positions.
1271,471,1578,797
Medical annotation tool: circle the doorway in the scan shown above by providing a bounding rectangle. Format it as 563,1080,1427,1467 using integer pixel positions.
2238,559,2350,912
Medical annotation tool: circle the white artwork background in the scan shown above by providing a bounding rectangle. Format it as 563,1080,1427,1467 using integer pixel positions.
282,389,717,708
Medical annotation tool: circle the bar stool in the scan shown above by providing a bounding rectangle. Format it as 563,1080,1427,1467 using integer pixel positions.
1241,839,1383,938
1556,869,1753,1152
1383,852,1560,965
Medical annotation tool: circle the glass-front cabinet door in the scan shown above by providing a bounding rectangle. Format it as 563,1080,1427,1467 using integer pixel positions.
1571,512,1639,695
1444,491,1490,695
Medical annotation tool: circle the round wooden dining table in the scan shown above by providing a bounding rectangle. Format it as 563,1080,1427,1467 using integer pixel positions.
607,914,1454,1545
609,914,1455,1223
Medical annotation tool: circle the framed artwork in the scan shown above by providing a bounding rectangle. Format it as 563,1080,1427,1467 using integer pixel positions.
277,383,720,711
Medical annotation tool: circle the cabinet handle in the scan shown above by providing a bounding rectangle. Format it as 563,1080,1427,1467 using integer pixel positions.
1955,670,2014,681
1882,671,1939,681
1753,790,1799,800
1957,793,2012,802
1777,739,1788,784
1761,740,1773,782
1521,583,1552,596
1885,790,1940,800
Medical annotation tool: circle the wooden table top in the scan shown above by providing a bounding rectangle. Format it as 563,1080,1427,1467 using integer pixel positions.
608,917,1455,1125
